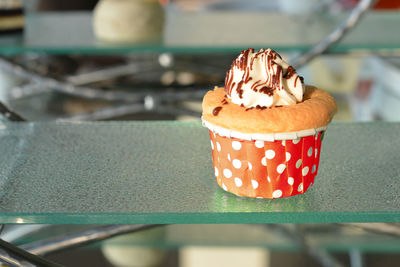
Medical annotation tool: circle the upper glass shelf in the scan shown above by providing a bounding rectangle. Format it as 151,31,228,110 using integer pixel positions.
0,121,399,224
1,10,400,55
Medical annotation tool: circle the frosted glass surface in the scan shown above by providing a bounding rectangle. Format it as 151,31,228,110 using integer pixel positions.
1,11,400,54
0,121,399,224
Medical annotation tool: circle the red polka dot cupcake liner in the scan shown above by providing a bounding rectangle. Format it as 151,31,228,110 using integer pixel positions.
204,121,326,199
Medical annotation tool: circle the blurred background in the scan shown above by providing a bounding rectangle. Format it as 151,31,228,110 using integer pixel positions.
1,0,400,266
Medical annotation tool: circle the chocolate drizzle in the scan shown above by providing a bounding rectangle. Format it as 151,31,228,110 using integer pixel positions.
239,48,254,70
251,80,261,91
273,65,283,90
225,48,286,97
212,106,223,116
221,98,228,105
259,86,274,96
274,50,282,59
224,48,303,107
284,66,296,79
236,80,244,98
225,71,234,95
255,105,267,110
244,68,252,83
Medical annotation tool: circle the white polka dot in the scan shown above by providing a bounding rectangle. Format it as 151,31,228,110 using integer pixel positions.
222,183,228,191
234,177,243,187
232,141,242,150
312,165,317,173
292,138,301,144
248,162,252,170
210,141,214,150
298,183,303,192
296,159,302,169
223,169,232,178
232,159,242,169
227,153,231,161
288,177,294,185
277,164,286,174
302,166,309,176
286,152,291,161
273,190,283,198
307,147,313,157
214,167,219,177
265,150,275,159
282,140,286,146
255,140,264,148
315,149,318,158
251,180,258,189
216,142,221,152
261,157,267,166
256,196,263,199
267,176,271,182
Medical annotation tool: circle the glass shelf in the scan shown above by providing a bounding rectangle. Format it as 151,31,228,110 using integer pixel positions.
0,121,399,224
1,10,400,55
75,224,400,252
7,224,400,253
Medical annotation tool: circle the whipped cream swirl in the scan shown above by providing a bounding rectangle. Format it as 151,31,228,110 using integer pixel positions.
225,48,305,108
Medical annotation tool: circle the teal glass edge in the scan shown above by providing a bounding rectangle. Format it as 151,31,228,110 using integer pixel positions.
1,44,400,55
1,211,399,224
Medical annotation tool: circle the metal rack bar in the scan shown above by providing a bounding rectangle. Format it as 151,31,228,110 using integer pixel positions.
0,102,26,121
341,223,400,238
266,224,345,267
291,0,376,68
21,224,164,256
0,238,63,267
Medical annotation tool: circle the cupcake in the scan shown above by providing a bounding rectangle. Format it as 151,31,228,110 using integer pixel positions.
202,48,337,199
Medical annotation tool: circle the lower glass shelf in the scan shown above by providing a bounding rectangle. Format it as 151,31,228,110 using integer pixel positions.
0,121,399,224
7,224,400,253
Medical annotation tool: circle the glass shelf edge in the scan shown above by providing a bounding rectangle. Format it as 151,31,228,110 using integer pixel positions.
1,211,399,224
1,45,400,56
